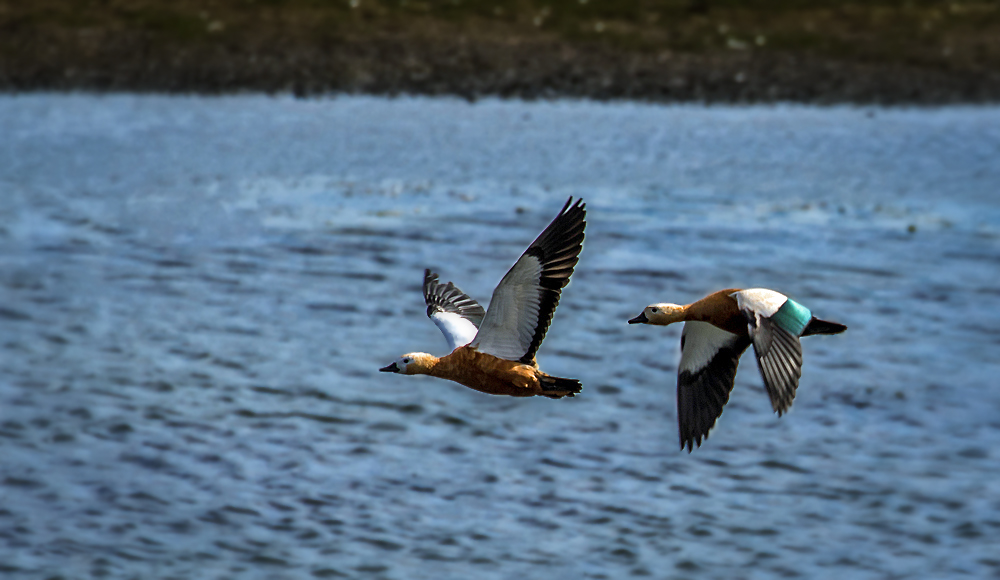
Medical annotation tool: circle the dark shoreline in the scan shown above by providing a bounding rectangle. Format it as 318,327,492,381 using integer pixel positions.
4,2,999,104
6,43,999,104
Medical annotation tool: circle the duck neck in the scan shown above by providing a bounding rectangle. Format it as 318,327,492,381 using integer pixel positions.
409,353,442,376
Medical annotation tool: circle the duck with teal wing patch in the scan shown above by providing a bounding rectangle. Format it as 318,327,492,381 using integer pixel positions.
628,288,846,452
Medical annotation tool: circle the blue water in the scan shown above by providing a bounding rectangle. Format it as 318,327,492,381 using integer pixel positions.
1,95,999,579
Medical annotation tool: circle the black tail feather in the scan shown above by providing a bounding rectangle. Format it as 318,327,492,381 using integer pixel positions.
539,375,583,399
802,317,848,336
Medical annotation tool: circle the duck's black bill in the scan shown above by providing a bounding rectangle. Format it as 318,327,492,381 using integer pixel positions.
379,363,400,373
628,313,648,324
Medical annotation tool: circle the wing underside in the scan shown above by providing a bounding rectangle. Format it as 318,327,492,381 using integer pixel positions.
746,312,803,415
472,197,586,363
676,321,751,452
423,269,485,351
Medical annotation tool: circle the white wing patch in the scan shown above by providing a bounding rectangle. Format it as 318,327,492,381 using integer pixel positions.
470,255,544,361
732,288,787,318
431,311,480,352
680,322,742,373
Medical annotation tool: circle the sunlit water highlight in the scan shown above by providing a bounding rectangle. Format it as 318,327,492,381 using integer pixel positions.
1,95,999,579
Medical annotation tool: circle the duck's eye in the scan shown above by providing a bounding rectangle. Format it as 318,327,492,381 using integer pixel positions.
651,307,658,313
403,357,411,363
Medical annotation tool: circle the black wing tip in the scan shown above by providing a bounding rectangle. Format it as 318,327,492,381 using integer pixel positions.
550,197,587,235
681,424,710,453
536,196,587,255
423,269,439,312
423,270,437,318
559,195,586,212
423,269,441,293
563,198,587,232
680,428,711,453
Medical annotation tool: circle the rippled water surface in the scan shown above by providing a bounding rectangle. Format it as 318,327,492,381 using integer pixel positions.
2,95,999,579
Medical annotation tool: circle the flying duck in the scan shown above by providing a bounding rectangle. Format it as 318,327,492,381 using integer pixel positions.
628,288,846,451
380,197,586,398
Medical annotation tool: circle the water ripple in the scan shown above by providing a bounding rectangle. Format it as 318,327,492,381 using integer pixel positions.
1,95,998,580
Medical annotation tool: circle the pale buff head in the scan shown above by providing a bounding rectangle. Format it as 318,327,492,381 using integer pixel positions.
628,303,687,326
379,352,437,375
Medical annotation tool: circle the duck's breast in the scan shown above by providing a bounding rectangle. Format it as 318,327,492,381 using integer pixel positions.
439,347,539,396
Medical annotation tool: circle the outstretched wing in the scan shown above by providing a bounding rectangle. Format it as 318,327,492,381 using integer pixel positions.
676,322,752,452
471,197,586,363
733,289,807,415
747,312,804,415
424,269,485,352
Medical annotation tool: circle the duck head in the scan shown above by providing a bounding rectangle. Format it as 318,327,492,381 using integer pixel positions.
379,352,436,375
628,303,686,326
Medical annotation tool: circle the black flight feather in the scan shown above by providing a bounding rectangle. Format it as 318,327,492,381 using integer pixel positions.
517,197,586,364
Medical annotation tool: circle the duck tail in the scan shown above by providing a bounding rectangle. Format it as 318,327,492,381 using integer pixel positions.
538,375,583,399
802,317,847,336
